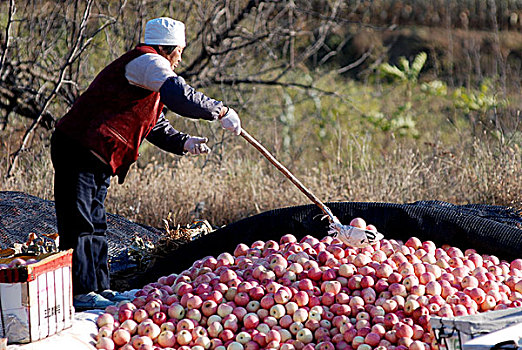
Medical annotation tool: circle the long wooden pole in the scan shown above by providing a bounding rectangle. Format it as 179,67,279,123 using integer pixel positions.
240,129,336,221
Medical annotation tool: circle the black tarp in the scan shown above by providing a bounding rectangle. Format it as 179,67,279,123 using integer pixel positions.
1,191,521,290
133,201,522,288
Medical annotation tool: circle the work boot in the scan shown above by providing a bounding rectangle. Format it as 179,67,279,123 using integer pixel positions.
99,289,131,302
73,292,114,310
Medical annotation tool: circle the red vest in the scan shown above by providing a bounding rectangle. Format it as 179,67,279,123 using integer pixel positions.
56,45,164,178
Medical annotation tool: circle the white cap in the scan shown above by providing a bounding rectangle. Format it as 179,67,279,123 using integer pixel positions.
144,17,186,47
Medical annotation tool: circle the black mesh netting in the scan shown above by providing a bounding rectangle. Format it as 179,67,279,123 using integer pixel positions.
0,191,164,275
134,201,522,288
1,191,521,290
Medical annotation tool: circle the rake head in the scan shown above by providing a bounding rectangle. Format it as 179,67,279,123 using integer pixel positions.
326,216,384,248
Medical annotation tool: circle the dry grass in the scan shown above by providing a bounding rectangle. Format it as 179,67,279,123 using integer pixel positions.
2,132,519,229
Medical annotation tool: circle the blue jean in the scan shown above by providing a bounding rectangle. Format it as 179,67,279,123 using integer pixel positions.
51,130,112,295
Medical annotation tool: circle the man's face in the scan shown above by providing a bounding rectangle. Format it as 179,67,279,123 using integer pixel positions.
164,46,184,70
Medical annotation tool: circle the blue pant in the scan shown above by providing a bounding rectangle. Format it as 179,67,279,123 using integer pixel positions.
51,131,112,295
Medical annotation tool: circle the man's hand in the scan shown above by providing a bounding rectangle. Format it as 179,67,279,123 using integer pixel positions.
220,107,241,135
184,136,211,155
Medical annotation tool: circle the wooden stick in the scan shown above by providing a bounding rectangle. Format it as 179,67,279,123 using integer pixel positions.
240,129,336,220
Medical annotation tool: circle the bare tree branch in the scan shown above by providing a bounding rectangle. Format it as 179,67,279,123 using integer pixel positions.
7,0,96,177
182,0,263,76
0,0,15,78
5,0,129,177
337,49,372,74
215,77,363,114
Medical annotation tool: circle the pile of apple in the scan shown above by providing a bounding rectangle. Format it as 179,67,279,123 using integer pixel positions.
95,218,522,350
0,257,38,269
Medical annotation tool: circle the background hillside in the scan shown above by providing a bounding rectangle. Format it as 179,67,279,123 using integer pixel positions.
0,0,520,228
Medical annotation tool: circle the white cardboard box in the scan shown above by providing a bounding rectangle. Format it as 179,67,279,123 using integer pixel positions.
430,307,522,350
0,250,73,344
462,322,522,350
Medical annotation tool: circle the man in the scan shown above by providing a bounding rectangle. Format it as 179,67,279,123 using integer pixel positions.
51,17,241,309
